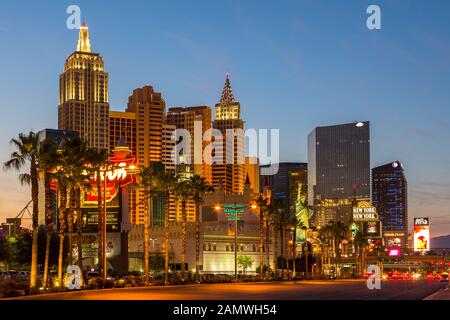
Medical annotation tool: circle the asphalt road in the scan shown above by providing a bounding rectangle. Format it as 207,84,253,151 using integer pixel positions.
13,280,447,300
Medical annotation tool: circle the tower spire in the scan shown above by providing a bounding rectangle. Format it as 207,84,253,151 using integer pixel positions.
220,73,235,106
77,22,92,53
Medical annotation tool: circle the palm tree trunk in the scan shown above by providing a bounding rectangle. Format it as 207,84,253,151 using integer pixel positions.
305,241,309,280
58,184,67,287
280,227,284,279
259,208,264,280
76,187,83,284
292,227,297,278
273,227,278,279
96,170,103,276
30,162,39,288
43,173,52,288
68,186,76,265
195,200,201,283
181,199,187,281
164,190,170,285
143,190,151,285
265,219,270,274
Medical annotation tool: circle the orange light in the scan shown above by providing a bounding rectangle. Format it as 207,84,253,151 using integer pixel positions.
214,206,221,210
251,205,257,209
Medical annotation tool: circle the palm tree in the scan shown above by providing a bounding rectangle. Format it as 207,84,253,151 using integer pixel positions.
327,221,349,278
189,174,213,283
63,138,89,275
255,194,268,280
38,139,59,288
316,226,331,276
352,230,368,276
4,132,41,288
137,165,163,285
160,171,178,285
297,220,310,279
175,180,192,281
85,148,110,278
268,198,283,279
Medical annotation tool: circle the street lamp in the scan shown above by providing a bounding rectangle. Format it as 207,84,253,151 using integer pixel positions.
214,202,257,280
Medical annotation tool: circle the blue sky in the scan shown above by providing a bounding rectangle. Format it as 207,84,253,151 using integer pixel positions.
0,0,449,236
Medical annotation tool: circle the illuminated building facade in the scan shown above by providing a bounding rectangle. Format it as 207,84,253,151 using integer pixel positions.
126,85,165,224
58,23,110,150
308,122,370,223
372,161,408,248
165,106,213,184
109,111,136,155
213,75,245,194
244,156,260,194
162,123,176,172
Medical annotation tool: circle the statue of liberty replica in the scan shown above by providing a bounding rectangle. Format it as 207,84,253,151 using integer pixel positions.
295,181,314,244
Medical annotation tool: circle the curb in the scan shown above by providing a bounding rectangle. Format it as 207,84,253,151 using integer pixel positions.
423,286,449,300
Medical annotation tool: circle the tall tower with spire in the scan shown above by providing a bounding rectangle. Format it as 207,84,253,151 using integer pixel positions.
58,22,110,150
213,74,245,194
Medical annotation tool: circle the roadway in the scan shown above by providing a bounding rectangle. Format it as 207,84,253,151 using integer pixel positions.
13,280,447,300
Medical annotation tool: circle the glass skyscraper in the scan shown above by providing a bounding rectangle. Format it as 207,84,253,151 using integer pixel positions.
308,122,370,223
372,161,408,247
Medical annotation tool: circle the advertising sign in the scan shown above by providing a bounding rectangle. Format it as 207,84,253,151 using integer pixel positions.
388,247,401,257
352,201,379,221
414,217,430,252
414,225,430,252
363,221,382,238
414,217,429,226
81,185,121,233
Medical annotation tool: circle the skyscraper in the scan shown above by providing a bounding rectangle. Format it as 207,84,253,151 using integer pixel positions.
308,122,370,223
372,161,408,248
126,85,165,167
58,23,109,149
165,106,213,184
126,85,165,224
213,75,245,194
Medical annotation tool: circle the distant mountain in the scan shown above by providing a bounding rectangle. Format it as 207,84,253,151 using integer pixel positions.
431,235,450,249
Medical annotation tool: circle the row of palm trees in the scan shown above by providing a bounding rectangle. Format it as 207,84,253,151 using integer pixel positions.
136,165,214,284
4,131,369,288
254,196,370,279
3,131,215,288
4,132,116,288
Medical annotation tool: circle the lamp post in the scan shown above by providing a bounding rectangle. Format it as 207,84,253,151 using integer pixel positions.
215,202,257,280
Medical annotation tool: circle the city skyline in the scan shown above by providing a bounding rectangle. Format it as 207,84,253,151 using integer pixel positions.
1,1,450,236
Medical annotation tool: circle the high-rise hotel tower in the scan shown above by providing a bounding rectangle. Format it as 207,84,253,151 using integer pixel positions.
58,23,109,149
213,75,245,194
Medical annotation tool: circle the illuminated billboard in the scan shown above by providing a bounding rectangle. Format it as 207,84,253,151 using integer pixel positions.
363,221,382,238
413,217,430,252
388,247,401,257
352,201,378,221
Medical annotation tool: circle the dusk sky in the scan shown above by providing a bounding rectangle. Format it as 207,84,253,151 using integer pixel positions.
0,0,449,236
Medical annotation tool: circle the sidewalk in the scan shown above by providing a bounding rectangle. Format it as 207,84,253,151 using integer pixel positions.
423,285,450,300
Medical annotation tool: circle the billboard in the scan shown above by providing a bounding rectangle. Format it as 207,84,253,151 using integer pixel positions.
363,221,382,238
81,186,122,233
388,247,401,257
352,201,378,221
414,217,430,252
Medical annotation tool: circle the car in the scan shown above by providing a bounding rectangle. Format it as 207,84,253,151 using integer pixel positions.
440,272,449,282
0,271,11,279
426,273,435,280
